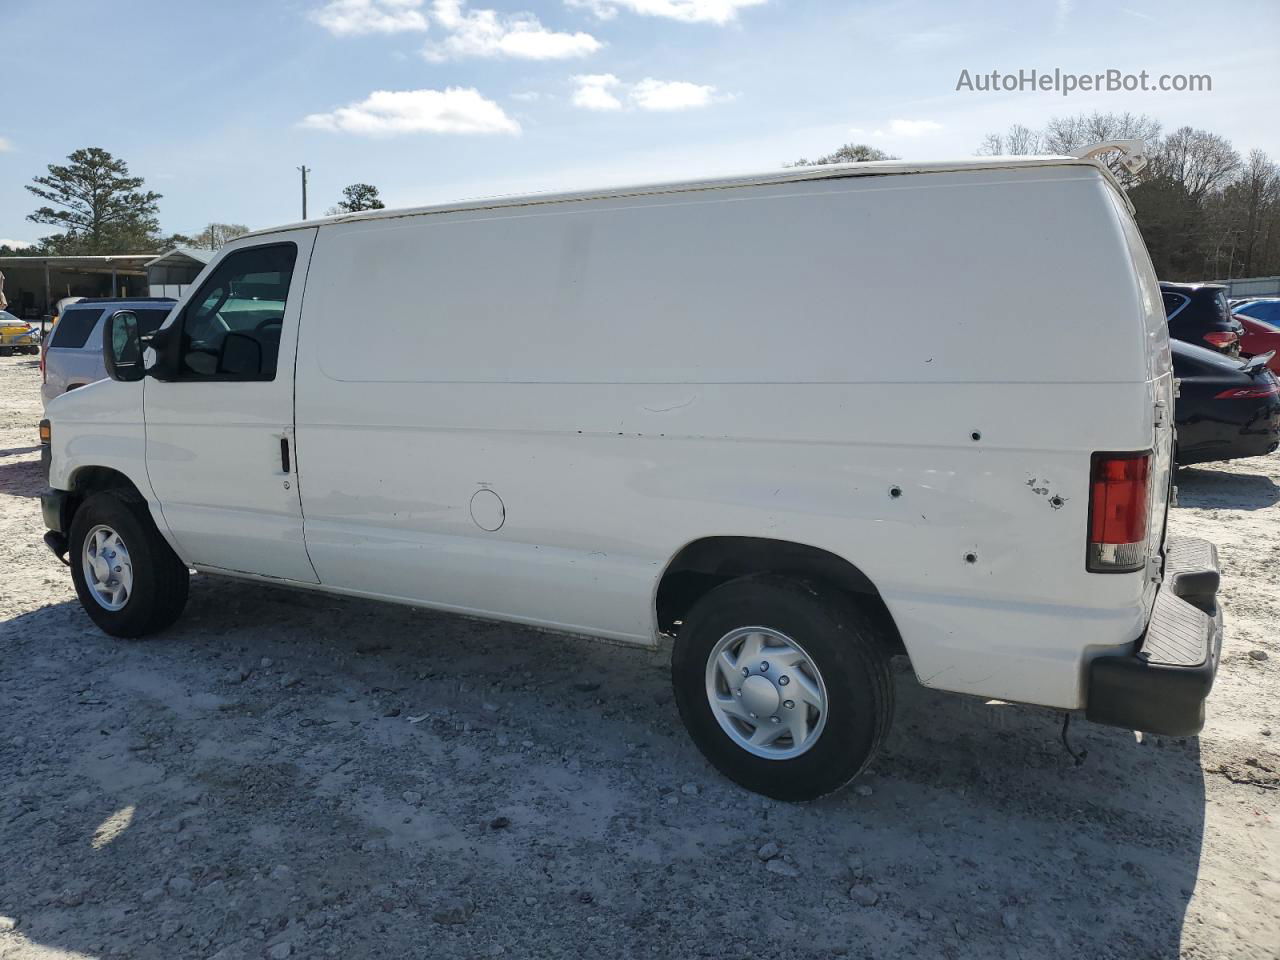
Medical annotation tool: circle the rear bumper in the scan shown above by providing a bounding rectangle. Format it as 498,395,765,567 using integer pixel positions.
1086,537,1222,737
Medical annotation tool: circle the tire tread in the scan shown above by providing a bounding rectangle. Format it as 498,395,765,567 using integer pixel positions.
69,490,189,638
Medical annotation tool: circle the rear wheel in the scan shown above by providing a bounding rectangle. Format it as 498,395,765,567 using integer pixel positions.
671,575,894,801
69,491,189,638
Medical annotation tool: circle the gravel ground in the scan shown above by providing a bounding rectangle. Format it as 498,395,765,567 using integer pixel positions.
1,352,1277,960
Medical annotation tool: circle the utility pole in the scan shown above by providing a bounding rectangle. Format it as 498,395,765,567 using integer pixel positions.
298,165,310,219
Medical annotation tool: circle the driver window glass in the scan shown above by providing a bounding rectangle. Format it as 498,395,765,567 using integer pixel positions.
179,243,297,380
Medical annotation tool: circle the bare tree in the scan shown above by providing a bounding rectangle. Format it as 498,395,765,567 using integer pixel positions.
1040,111,1162,154
1211,150,1279,276
1042,112,1162,186
976,111,1161,159
1152,127,1242,202
789,144,898,167
190,222,250,250
976,112,1161,186
976,124,1041,156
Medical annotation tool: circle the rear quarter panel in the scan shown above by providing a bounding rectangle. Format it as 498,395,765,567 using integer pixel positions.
295,166,1161,710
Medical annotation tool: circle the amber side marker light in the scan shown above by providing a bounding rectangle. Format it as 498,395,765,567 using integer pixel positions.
38,419,51,445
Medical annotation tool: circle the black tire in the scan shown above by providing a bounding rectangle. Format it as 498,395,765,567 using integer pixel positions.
671,575,894,801
69,490,190,638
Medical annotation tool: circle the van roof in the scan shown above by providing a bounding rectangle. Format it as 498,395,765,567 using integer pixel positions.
242,155,1103,239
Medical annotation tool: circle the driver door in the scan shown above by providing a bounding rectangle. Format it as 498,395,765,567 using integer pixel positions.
143,229,319,582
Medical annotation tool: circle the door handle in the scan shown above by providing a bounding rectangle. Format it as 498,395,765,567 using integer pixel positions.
280,437,291,474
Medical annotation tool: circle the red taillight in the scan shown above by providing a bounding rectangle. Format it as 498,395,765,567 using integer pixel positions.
1215,381,1279,399
1203,331,1239,349
1087,452,1152,573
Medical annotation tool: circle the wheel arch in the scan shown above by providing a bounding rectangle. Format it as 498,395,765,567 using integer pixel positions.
655,536,905,655
58,465,148,534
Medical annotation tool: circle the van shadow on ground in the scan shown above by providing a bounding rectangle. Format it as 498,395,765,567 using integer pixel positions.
0,447,44,499
1176,463,1279,510
0,574,1205,960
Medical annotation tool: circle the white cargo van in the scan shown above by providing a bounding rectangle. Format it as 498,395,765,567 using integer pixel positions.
40,157,1223,800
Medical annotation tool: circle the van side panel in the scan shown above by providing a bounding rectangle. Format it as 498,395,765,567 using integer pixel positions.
311,172,1142,386
294,167,1157,710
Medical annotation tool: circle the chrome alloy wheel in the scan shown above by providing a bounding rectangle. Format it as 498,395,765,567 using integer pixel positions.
704,626,829,760
82,524,134,612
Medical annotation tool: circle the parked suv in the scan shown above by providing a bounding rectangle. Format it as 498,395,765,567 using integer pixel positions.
39,155,1223,800
1160,281,1245,355
41,298,176,406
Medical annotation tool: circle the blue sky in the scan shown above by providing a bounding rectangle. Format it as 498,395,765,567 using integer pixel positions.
1,0,1277,247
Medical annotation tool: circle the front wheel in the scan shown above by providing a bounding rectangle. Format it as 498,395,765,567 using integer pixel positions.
69,491,190,638
671,576,894,801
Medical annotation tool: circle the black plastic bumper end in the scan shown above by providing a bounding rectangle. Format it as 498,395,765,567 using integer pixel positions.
41,487,68,534
1086,537,1223,737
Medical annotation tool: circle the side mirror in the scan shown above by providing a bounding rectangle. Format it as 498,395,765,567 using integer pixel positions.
217,331,263,377
103,310,144,382
145,323,181,381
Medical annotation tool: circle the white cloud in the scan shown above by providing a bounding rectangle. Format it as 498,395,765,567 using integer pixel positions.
629,78,718,110
0,136,12,152
572,75,723,112
572,74,623,111
312,0,597,60
887,118,943,137
425,0,600,60
301,88,520,135
565,0,765,25
310,0,428,35
0,238,33,249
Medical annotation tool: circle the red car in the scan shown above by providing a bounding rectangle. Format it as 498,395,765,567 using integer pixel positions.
1237,313,1280,374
